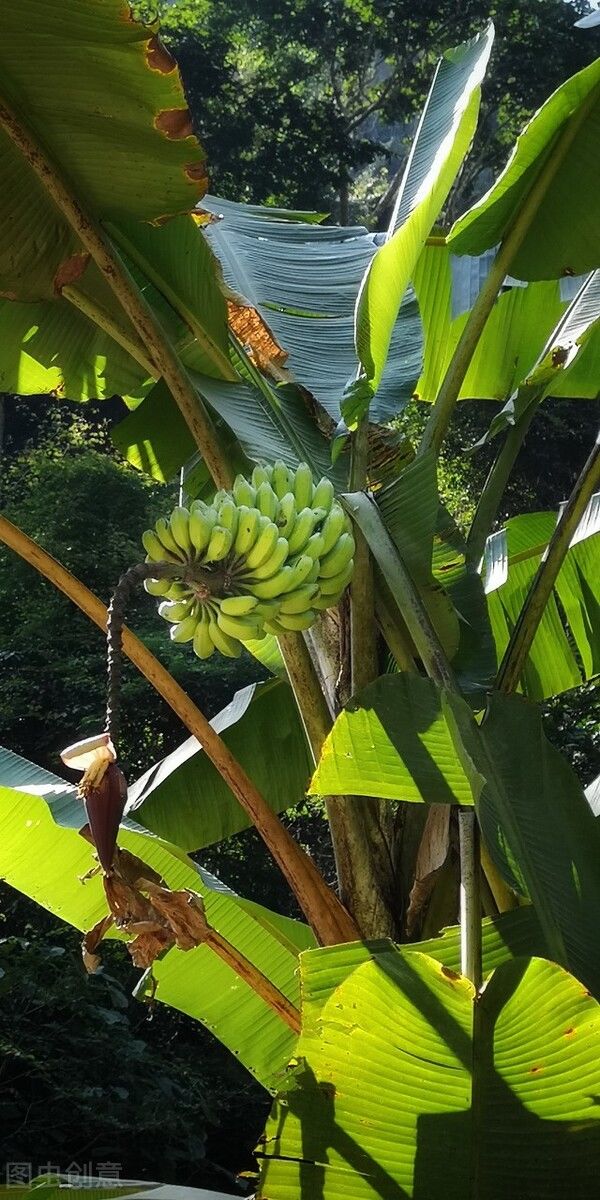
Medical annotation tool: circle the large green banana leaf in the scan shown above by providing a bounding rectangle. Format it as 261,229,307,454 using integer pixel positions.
0,291,154,405
0,745,313,1090
484,493,600,699
478,269,600,447
445,689,600,998
289,907,545,1015
548,269,600,399
258,945,600,1199
311,674,474,806
0,0,207,300
202,196,422,424
449,57,600,278
0,1,240,421
125,679,312,851
412,242,566,402
373,453,496,691
311,675,600,997
106,215,235,383
353,24,494,400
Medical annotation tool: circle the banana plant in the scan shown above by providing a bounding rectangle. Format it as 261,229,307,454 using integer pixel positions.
1,1,600,1193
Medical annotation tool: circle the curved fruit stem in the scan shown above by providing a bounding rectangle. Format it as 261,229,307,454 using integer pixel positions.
0,94,233,490
0,515,358,946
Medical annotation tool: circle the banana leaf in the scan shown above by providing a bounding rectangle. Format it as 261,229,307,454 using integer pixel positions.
312,675,600,997
346,485,462,664
483,493,600,698
0,0,244,449
0,292,153,405
0,745,313,1090
310,673,474,806
412,242,566,402
478,269,600,446
353,24,494,402
258,945,600,1198
373,453,496,691
0,0,207,301
126,679,313,851
202,196,422,424
449,57,600,279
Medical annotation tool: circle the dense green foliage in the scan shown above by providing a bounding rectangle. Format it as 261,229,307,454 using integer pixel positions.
0,903,265,1190
138,0,596,220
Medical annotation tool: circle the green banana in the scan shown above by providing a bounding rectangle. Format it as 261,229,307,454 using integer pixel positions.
189,505,216,553
286,554,315,590
217,609,263,641
318,532,355,578
303,532,325,561
279,584,319,613
256,481,278,521
293,462,314,510
250,564,295,599
276,492,297,538
287,507,316,555
158,598,194,623
319,503,347,555
318,559,354,596
252,598,281,619
208,612,242,658
264,618,287,635
155,517,185,557
232,475,256,507
142,529,176,562
193,612,215,660
244,520,279,570
205,524,233,562
219,594,260,616
144,576,172,597
311,477,334,520
252,464,273,488
216,498,239,539
170,611,200,643
247,536,289,580
276,609,316,631
169,506,193,554
306,558,320,583
271,460,292,499
234,506,261,555
167,581,190,600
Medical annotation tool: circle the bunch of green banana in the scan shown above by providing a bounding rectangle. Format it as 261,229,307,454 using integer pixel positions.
141,462,355,657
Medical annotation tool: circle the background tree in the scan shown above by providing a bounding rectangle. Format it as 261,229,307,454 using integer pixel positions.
139,0,596,221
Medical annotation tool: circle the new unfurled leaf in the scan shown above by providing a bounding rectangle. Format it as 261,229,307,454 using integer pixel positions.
354,24,494,398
